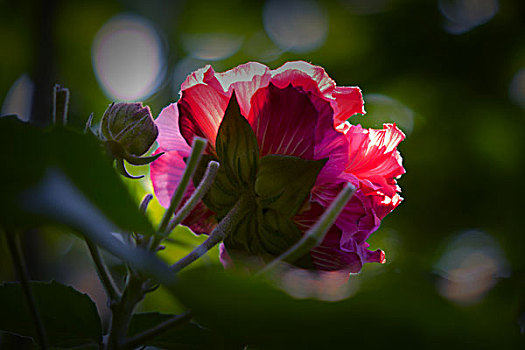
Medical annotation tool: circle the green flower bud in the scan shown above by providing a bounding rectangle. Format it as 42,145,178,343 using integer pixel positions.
100,102,158,157
99,102,162,179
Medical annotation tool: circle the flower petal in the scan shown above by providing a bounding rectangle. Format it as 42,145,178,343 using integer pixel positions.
344,123,405,197
309,93,349,183
312,178,381,244
150,149,186,208
178,63,273,151
248,83,317,159
178,84,230,149
311,241,363,272
214,62,272,116
271,61,336,94
150,148,217,234
180,197,218,235
247,82,347,182
270,62,366,128
295,204,362,273
332,86,365,125
180,65,223,92
155,104,192,156
295,202,382,273
339,237,386,265
359,181,404,221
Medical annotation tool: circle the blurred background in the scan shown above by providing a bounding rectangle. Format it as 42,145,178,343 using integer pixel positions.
1,0,525,346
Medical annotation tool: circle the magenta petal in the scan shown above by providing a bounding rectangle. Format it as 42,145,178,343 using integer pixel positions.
309,93,349,183
150,149,217,234
247,82,345,179
181,62,271,120
214,62,272,116
180,198,217,235
365,247,386,264
332,86,365,125
339,193,381,243
345,123,405,180
219,243,234,269
360,182,404,221
248,83,317,159
155,104,192,156
312,179,381,244
178,64,271,151
295,203,365,273
180,65,223,92
150,149,187,208
270,62,366,127
339,237,386,266
310,230,363,273
178,84,230,150
271,61,336,94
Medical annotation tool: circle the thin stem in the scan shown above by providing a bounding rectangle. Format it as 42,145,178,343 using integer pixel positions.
5,230,49,350
85,239,121,303
134,194,154,248
84,112,94,134
106,274,147,350
157,137,207,236
139,194,153,214
171,194,250,273
52,84,69,125
166,160,220,233
258,183,356,275
120,311,192,350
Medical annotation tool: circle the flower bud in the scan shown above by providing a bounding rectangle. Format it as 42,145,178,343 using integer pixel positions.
99,102,163,179
100,102,158,157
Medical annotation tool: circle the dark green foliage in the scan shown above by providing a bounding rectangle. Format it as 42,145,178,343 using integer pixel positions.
173,266,525,349
128,313,225,349
0,116,155,236
255,155,326,217
215,92,260,190
0,281,101,349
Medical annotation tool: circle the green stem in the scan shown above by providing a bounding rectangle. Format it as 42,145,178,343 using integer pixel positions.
85,239,121,303
106,274,147,350
139,194,153,214
157,137,207,237
166,160,220,233
119,311,192,350
5,229,49,350
52,84,69,125
171,194,250,273
258,183,356,275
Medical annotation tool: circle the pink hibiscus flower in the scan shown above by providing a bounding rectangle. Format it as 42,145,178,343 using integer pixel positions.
151,61,405,273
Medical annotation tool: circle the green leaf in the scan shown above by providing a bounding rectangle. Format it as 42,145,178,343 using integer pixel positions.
0,281,102,349
194,155,243,220
255,155,327,217
128,312,225,349
23,169,175,284
224,208,305,260
0,117,47,227
215,91,259,189
0,117,155,236
260,209,311,267
45,127,155,235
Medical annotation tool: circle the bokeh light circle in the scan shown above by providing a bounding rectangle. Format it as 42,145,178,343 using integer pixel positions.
434,230,509,305
509,68,525,110
182,33,243,61
439,0,499,35
1,74,34,122
92,14,165,101
263,0,328,53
